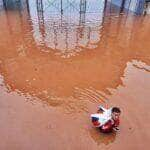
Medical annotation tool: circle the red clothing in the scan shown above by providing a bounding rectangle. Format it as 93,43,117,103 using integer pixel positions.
100,119,120,133
92,120,100,126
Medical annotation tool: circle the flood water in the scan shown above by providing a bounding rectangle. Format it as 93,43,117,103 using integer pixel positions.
0,0,150,150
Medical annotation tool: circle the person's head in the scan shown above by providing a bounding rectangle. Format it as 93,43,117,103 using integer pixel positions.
111,107,121,120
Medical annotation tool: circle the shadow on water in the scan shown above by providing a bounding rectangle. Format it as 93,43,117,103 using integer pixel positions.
89,128,116,146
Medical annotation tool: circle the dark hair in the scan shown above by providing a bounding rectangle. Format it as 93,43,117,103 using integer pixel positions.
112,107,121,113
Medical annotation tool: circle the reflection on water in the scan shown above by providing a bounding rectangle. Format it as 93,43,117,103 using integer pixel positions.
2,0,147,58
28,0,106,58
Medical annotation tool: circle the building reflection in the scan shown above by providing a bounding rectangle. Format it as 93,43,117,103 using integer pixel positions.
2,0,27,10
28,0,105,58
2,0,144,59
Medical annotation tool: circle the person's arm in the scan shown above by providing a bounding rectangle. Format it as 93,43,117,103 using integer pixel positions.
101,120,112,131
113,119,120,131
98,106,107,112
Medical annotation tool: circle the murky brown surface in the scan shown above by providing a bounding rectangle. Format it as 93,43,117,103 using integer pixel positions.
0,1,150,150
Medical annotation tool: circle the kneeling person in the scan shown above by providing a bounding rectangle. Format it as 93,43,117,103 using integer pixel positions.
91,106,121,133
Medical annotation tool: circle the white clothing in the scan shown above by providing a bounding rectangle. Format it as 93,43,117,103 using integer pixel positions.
91,106,112,127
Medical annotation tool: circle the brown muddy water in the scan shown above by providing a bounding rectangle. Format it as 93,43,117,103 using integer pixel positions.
0,1,150,150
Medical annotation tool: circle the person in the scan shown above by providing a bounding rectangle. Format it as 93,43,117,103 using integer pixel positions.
91,106,121,133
